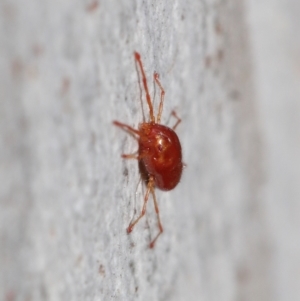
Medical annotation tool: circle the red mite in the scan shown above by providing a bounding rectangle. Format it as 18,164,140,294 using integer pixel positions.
113,52,183,248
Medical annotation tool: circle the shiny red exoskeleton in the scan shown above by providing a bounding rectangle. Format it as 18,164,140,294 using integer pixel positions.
113,52,183,248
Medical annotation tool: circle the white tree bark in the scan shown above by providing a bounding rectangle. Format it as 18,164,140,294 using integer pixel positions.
247,1,300,300
0,0,299,300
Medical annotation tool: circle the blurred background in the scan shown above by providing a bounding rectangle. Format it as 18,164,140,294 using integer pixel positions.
0,0,299,300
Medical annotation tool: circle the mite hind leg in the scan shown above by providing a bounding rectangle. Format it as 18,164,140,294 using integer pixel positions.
127,176,154,234
149,178,163,248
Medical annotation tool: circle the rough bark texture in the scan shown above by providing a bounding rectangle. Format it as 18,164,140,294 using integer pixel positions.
0,0,299,300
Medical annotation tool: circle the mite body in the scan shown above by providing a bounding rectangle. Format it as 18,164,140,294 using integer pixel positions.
138,123,182,191
113,52,183,248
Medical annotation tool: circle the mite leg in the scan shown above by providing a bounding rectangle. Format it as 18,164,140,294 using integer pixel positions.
154,72,165,124
149,178,163,248
113,121,141,158
127,176,154,234
121,151,139,160
170,110,181,130
113,121,140,138
134,52,155,123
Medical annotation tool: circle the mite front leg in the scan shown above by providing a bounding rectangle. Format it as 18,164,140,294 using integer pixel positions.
170,110,181,131
154,72,165,124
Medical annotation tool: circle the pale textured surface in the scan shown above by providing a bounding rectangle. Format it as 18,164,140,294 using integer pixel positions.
246,1,300,300
0,0,299,300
